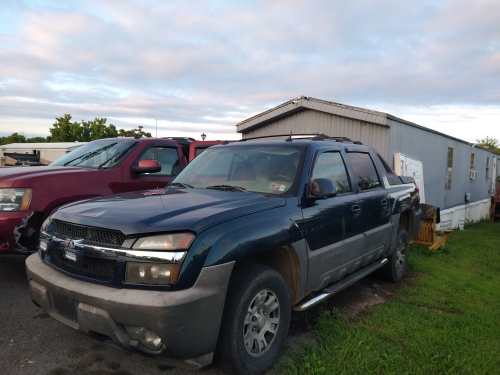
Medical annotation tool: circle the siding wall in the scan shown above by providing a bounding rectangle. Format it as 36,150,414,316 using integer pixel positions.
241,109,390,159
238,106,497,216
388,118,496,209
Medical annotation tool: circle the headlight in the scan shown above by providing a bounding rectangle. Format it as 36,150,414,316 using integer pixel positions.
127,233,194,285
0,188,33,211
132,233,195,250
125,263,181,285
41,216,54,232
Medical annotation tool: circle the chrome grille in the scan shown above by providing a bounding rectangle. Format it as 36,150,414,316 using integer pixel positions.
51,247,116,280
53,220,125,248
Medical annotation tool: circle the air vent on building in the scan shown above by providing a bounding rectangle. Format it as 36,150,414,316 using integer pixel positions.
469,170,477,179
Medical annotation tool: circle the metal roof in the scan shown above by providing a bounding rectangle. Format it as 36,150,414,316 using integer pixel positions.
236,96,500,155
236,96,387,133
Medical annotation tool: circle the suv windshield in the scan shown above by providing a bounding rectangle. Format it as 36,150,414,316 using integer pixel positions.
173,145,303,195
50,140,137,169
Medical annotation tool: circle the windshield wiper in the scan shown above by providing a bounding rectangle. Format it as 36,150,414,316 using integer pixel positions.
97,146,133,169
206,185,247,192
169,182,194,188
63,143,116,167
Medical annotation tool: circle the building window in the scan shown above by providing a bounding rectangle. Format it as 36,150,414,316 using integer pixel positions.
445,147,453,189
486,157,490,178
470,153,475,168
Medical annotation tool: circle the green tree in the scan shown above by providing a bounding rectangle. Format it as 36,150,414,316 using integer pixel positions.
118,125,152,138
0,132,27,145
49,114,118,142
80,118,118,141
476,136,500,153
49,114,82,142
0,133,48,145
26,136,49,143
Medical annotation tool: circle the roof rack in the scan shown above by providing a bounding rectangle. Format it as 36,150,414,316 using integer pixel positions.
310,134,363,144
161,137,196,144
239,133,363,145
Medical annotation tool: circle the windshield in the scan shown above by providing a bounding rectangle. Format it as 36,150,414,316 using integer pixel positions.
50,140,137,168
173,145,303,195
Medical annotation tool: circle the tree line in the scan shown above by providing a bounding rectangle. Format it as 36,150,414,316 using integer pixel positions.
0,114,152,145
475,136,500,153
1,115,499,153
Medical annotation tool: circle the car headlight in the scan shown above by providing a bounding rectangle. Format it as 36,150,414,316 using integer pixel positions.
132,233,195,250
41,216,54,232
0,188,33,211
125,263,181,285
126,233,195,285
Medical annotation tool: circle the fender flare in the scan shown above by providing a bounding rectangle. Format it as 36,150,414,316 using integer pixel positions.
175,212,304,290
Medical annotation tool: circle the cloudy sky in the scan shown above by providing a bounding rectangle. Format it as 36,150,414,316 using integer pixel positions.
1,0,499,143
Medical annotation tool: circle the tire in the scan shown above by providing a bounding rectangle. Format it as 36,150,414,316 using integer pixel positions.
378,227,409,282
215,263,291,375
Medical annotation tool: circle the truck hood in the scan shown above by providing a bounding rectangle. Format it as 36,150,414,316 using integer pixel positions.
0,166,92,187
51,188,286,235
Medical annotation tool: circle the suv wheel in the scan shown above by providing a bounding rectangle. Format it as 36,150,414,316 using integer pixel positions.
215,263,291,375
378,227,409,282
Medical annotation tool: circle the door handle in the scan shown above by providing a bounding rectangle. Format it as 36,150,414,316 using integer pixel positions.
352,205,361,216
381,198,389,208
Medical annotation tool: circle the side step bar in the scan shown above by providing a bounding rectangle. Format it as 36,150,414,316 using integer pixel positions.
293,258,388,311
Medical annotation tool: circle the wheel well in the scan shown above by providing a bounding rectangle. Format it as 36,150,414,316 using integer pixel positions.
399,210,409,232
233,246,301,305
399,210,416,238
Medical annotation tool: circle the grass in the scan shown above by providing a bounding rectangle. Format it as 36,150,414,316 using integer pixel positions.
275,220,500,375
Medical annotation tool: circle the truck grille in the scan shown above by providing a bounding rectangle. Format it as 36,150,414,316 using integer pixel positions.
53,220,125,248
51,247,116,281
49,220,123,281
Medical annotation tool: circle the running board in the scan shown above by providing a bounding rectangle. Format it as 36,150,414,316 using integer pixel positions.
293,258,388,311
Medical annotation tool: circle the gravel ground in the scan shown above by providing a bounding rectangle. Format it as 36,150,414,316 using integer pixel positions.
0,259,409,375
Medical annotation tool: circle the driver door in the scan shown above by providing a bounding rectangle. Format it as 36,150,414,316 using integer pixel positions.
300,149,363,293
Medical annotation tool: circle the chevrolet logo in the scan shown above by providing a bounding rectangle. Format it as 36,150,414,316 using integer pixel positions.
69,239,84,248
63,238,84,248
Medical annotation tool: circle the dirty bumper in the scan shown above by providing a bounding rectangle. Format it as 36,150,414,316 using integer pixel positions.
26,254,234,368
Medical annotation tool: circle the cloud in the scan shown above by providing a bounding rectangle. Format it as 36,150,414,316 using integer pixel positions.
0,0,499,142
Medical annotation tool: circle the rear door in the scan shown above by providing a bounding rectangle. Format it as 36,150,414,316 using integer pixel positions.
345,150,391,267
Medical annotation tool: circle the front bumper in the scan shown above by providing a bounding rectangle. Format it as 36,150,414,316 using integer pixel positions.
26,254,234,368
0,211,39,255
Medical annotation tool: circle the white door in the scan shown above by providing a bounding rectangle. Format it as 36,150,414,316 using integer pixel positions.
394,153,426,203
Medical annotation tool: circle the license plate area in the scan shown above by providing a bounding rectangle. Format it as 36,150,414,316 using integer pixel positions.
52,294,78,322
64,249,77,261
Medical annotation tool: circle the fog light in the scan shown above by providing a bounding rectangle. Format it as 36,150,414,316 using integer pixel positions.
38,239,54,256
141,329,162,350
125,262,181,285
124,325,162,351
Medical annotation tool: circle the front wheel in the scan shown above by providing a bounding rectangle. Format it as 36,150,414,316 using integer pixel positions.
215,263,291,375
378,227,409,282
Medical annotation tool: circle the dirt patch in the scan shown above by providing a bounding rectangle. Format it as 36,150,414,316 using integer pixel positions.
287,271,418,345
106,362,121,370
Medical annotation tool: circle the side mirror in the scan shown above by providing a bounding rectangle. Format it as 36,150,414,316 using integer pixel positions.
131,160,161,176
308,178,338,200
